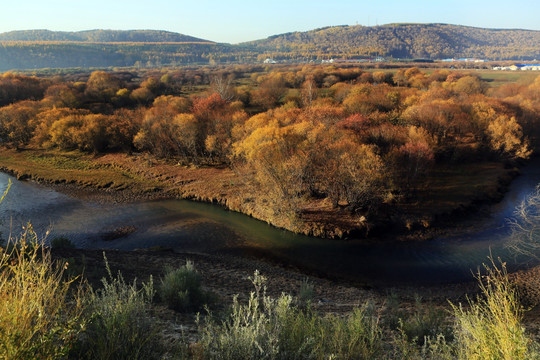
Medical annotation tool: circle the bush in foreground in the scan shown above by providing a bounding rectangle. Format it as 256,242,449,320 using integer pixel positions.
0,228,83,360
197,271,383,360
451,259,535,360
50,236,75,249
159,260,214,312
73,255,161,360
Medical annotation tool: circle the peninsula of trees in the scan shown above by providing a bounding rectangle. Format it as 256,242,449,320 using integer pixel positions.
0,64,537,237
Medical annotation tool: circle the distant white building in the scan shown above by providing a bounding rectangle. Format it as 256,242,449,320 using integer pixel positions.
495,64,540,71
520,64,540,71
263,58,277,64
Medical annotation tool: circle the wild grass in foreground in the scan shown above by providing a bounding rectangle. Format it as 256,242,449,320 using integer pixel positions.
196,271,383,360
0,231,538,359
451,259,535,360
0,228,83,360
72,255,161,360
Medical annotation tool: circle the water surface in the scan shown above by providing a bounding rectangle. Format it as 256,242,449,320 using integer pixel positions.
1,162,539,285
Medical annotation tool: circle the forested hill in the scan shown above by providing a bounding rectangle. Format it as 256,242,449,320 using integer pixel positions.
2,24,540,71
0,29,210,43
0,29,244,71
244,23,540,60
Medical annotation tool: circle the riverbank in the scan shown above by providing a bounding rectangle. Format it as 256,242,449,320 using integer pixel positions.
0,147,519,239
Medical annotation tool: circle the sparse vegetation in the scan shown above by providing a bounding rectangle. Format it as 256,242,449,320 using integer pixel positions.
197,271,383,360
0,233,539,359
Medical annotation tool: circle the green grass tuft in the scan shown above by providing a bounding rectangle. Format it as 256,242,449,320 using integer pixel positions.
159,260,215,312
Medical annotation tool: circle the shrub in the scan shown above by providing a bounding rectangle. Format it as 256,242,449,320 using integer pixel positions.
0,228,84,360
197,270,383,360
51,236,75,249
74,255,161,360
399,295,452,346
159,260,213,312
297,277,315,306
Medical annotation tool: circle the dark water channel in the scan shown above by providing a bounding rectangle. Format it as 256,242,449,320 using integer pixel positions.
1,161,539,286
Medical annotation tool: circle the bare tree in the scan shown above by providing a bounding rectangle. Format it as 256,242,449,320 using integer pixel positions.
210,74,236,102
508,185,540,258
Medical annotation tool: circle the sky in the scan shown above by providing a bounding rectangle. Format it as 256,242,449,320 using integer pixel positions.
1,0,540,44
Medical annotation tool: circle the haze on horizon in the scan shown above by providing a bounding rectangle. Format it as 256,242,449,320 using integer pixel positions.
2,0,539,43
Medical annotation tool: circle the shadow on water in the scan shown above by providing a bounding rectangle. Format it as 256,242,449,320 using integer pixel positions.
1,160,540,286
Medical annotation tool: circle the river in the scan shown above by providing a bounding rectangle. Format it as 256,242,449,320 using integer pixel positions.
1,161,539,286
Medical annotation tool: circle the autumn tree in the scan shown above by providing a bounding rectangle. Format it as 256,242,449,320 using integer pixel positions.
394,140,435,192
300,76,317,108
31,107,89,147
133,99,187,158
251,76,287,110
487,115,531,159
0,101,41,149
233,119,309,221
0,73,47,107
43,83,81,108
84,71,122,103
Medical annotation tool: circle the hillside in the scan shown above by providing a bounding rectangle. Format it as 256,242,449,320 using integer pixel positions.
0,42,246,71
245,23,540,60
0,29,241,71
0,29,210,43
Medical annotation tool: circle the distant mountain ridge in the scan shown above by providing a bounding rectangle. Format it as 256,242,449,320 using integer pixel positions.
1,24,540,71
245,23,540,60
0,29,211,43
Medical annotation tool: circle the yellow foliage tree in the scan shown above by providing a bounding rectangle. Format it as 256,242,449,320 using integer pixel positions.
487,115,531,159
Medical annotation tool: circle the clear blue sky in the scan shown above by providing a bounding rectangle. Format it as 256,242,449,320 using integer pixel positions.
2,0,539,43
